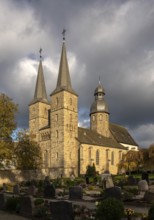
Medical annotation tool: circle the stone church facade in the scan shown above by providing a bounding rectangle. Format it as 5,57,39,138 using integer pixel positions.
29,38,138,178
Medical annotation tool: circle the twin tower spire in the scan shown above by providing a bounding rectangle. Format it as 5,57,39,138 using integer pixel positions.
30,33,77,105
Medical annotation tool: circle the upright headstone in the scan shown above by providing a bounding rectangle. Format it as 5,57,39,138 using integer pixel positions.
44,183,55,199
138,180,149,192
101,173,114,189
20,196,34,218
127,176,136,185
105,186,122,200
2,183,7,192
0,193,7,210
13,184,20,195
50,201,74,220
142,172,149,184
28,185,37,196
69,186,83,200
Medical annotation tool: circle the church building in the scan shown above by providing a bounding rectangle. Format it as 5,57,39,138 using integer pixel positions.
29,35,138,178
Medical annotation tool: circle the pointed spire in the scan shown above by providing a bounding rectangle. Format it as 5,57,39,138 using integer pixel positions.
51,31,77,96
30,49,48,105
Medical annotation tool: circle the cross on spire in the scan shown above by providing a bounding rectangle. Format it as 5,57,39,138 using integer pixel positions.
62,29,66,41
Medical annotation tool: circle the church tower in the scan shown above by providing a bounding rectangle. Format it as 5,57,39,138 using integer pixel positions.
29,51,50,142
50,33,78,177
90,81,110,137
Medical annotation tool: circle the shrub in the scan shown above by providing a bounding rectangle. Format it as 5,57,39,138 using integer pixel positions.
34,198,44,206
95,197,124,220
148,203,154,220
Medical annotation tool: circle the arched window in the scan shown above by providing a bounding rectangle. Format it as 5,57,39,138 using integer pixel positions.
70,114,72,122
56,97,59,105
111,151,114,165
96,150,99,165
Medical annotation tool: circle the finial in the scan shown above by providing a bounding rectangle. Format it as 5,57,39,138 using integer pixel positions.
39,48,42,60
62,29,66,41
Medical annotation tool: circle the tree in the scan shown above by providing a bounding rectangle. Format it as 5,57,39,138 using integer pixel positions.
14,131,42,170
142,144,154,171
118,150,143,174
86,163,97,177
0,93,18,139
0,93,18,167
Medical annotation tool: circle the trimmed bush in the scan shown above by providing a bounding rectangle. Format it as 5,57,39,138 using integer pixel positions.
96,197,124,220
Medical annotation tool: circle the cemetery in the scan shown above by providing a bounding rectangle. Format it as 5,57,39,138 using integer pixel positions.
0,172,154,220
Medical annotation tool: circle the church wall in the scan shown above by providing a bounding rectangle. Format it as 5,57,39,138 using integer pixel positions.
79,144,126,175
29,102,50,142
50,91,78,177
90,112,110,137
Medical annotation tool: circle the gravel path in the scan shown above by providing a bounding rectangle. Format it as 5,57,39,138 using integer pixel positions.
0,211,29,220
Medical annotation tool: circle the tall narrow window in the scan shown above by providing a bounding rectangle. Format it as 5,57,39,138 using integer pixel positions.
96,150,99,165
119,151,122,161
100,114,102,121
70,98,72,105
56,97,59,105
111,151,114,165
44,150,48,167
56,130,58,138
55,114,58,121
89,147,92,164
92,115,95,121
70,114,72,122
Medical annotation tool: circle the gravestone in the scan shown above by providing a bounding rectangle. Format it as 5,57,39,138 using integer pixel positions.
44,183,55,198
69,186,83,200
0,193,7,210
144,191,154,203
104,186,122,200
100,173,114,189
2,183,7,192
127,176,136,185
28,185,37,196
20,196,34,218
138,180,149,192
142,172,149,184
13,184,20,195
85,176,89,184
50,200,74,220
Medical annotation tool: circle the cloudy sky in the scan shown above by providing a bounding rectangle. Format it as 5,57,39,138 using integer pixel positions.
1,0,154,148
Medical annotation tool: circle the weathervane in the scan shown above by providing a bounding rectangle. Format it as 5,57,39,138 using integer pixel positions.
39,48,42,60
62,29,66,41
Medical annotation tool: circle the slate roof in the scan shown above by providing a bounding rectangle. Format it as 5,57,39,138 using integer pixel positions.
30,60,49,105
77,127,126,150
110,123,138,146
51,42,77,96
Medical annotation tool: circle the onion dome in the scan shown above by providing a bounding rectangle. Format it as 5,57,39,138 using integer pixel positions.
90,82,109,115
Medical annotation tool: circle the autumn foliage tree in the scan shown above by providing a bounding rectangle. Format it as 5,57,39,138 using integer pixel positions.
14,131,42,170
0,93,18,166
118,150,143,174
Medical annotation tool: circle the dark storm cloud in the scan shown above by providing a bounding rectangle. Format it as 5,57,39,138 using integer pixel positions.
1,0,154,147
